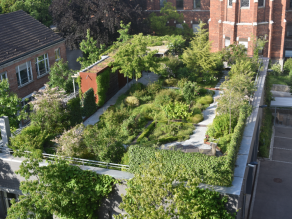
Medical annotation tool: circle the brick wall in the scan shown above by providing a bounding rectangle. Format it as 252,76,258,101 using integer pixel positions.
0,42,66,99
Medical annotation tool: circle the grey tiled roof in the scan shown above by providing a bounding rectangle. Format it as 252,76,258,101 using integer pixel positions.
0,10,64,66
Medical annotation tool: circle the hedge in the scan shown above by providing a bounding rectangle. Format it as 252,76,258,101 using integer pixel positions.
128,106,250,186
67,97,82,126
96,68,110,107
136,122,155,143
83,88,97,117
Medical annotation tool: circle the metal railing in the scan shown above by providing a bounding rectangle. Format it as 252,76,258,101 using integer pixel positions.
0,146,129,170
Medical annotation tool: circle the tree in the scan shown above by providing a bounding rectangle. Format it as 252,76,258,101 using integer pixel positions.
149,2,193,38
29,84,69,135
48,58,76,93
77,29,106,69
49,0,148,49
0,0,52,26
110,33,161,81
0,79,27,130
7,155,117,219
115,153,235,218
182,22,219,84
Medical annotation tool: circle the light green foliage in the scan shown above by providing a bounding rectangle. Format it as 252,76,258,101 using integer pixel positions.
110,33,161,81
252,35,268,61
154,89,183,107
284,58,292,76
146,81,163,96
217,74,255,117
197,95,213,105
0,0,52,26
182,81,200,104
29,85,69,135
83,88,97,118
0,79,27,129
77,29,106,69
7,157,116,219
83,123,126,163
187,113,204,124
229,59,257,78
136,122,156,143
216,133,232,154
149,2,192,38
182,22,219,84
10,125,50,153
163,78,178,86
116,153,235,219
177,77,189,88
221,44,248,65
116,21,132,43
96,68,110,107
53,124,90,158
161,101,191,120
124,96,139,107
48,58,76,93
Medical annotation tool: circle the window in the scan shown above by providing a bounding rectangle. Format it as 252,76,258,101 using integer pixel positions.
160,0,167,8
176,0,183,9
287,25,292,37
225,37,231,47
258,0,264,6
55,48,61,61
239,39,248,49
228,0,232,6
192,24,200,33
35,53,50,76
176,23,183,29
290,0,292,8
241,0,249,7
194,0,200,8
0,72,7,81
16,62,33,87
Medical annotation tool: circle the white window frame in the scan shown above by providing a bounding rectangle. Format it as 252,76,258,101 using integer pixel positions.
16,62,33,87
0,71,7,81
241,0,250,8
258,0,265,7
225,37,231,48
35,53,50,77
55,48,61,61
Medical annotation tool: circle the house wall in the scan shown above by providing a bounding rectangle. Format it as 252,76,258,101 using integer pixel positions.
0,42,66,99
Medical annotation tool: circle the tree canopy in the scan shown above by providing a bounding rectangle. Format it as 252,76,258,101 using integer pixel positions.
109,33,161,81
7,155,117,219
0,0,52,26
49,0,148,49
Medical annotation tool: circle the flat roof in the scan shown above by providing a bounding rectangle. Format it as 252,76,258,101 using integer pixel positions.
147,45,169,55
271,97,292,107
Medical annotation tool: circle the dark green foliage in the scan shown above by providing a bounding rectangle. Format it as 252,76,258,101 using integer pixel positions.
136,122,155,143
146,81,163,96
128,83,146,94
96,68,110,107
182,81,200,104
67,97,82,126
128,146,232,186
284,58,292,76
83,88,97,117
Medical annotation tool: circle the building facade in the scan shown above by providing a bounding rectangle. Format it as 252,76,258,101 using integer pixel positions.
146,0,292,65
0,10,66,105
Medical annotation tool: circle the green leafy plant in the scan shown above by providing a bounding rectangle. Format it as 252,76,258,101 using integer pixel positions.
67,97,83,127
124,96,140,107
284,58,292,76
182,81,200,105
7,156,116,219
83,88,97,117
96,68,110,107
271,63,282,76
162,101,191,120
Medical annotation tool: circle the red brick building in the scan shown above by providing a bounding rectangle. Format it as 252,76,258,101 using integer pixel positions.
0,10,66,104
146,0,292,65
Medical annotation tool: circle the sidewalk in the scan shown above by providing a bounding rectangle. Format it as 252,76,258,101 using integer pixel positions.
84,72,160,126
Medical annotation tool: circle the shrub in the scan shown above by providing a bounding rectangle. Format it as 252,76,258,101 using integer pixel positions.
83,123,126,163
83,88,97,117
176,67,190,80
52,124,91,158
162,102,191,120
284,58,292,76
136,122,155,143
177,78,188,89
67,97,82,127
271,63,282,76
206,114,237,139
146,81,163,96
96,68,110,107
164,78,178,86
216,133,232,154
101,104,129,126
10,125,50,152
128,83,145,94
154,89,183,106
182,81,200,104
197,95,213,105
187,114,204,124
125,96,140,107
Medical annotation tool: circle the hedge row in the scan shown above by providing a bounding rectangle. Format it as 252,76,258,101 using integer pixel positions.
67,97,82,126
136,122,155,142
128,106,250,186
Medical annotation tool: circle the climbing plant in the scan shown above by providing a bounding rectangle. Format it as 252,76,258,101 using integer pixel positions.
96,68,110,107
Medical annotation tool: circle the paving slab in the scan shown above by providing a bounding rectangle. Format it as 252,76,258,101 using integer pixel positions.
273,137,292,149
274,126,292,138
272,148,292,162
